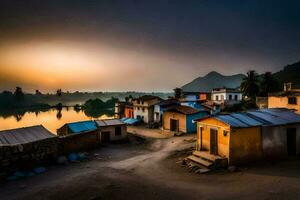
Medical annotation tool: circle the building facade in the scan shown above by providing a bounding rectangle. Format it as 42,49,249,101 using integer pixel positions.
163,105,208,133
132,95,161,123
211,88,242,106
268,85,300,114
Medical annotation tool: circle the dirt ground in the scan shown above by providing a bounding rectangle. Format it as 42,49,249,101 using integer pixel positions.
2,134,300,200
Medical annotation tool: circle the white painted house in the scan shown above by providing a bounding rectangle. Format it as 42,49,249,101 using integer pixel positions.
132,95,161,123
211,88,242,106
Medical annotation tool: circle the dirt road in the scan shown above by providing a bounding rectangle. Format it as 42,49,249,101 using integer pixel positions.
1,135,300,200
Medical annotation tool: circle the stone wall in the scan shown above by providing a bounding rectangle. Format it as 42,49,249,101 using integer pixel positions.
0,137,58,174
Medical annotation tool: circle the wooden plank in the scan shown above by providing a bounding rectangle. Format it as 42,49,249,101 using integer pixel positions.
187,155,213,167
193,151,223,162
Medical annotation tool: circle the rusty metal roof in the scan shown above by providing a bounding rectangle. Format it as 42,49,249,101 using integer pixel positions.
166,105,204,115
0,125,56,146
95,119,125,127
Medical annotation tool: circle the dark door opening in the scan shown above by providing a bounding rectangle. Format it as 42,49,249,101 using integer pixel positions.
287,128,297,156
170,119,179,132
101,131,110,143
210,128,218,155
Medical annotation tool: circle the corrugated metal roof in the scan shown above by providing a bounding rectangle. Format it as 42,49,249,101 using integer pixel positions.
166,105,203,115
67,121,97,133
0,125,56,146
95,119,125,127
213,108,300,128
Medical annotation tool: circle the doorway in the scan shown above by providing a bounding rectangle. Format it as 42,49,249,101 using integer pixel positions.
210,128,218,155
170,119,179,132
287,128,297,156
101,131,110,143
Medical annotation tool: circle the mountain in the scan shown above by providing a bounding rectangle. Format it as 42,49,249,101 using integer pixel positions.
273,61,300,88
181,71,245,92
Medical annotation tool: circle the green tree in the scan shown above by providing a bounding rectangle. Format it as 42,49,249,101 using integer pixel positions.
56,89,62,97
173,87,182,99
240,70,260,101
259,72,280,96
14,86,24,101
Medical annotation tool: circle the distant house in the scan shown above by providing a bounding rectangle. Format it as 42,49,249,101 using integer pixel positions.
95,119,127,143
124,104,134,118
132,95,162,123
0,125,58,171
180,91,210,109
115,101,127,119
268,83,300,114
163,105,208,134
211,88,242,106
154,98,180,123
193,108,300,167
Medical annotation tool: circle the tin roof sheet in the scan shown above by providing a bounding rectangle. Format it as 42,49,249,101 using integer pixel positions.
213,108,300,128
95,119,125,127
67,121,97,133
0,125,56,146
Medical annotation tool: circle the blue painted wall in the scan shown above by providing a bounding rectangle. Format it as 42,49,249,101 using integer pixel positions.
186,112,208,133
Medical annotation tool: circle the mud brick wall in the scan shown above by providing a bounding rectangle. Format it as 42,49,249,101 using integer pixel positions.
58,131,101,154
0,138,58,174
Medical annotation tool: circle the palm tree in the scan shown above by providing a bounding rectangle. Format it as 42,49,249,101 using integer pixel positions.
259,72,280,96
240,70,260,101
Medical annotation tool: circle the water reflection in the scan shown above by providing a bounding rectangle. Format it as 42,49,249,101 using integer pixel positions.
0,107,113,134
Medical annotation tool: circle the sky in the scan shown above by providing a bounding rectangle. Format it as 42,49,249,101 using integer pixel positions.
0,0,300,93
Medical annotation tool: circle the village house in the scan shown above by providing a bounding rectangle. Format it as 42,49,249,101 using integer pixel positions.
154,98,180,124
132,95,161,123
124,104,134,118
163,105,208,134
191,108,300,168
179,91,210,109
114,101,128,119
211,87,242,107
268,83,300,114
57,120,100,153
0,125,58,172
95,119,127,143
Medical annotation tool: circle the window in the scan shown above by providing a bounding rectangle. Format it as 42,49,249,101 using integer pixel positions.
288,97,297,105
115,126,122,136
142,108,145,112
216,95,219,101
234,95,238,100
138,107,140,110
229,95,232,100
141,101,144,104
223,130,228,136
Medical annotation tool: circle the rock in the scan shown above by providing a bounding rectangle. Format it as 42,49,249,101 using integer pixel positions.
228,165,237,172
33,167,46,174
57,156,68,165
68,153,78,162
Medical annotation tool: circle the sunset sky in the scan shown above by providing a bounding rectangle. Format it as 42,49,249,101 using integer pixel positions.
0,0,300,92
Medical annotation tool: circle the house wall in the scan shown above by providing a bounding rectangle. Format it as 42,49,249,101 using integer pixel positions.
186,112,208,133
197,118,262,165
197,118,230,158
268,96,300,114
163,111,187,133
229,127,263,165
124,107,134,118
98,125,127,142
0,137,58,174
154,105,161,122
262,124,300,159
59,130,100,154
